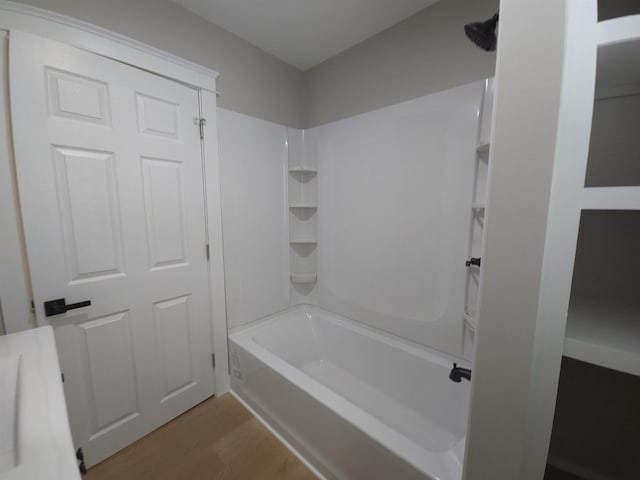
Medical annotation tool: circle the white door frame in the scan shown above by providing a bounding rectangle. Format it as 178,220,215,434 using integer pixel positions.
0,0,229,395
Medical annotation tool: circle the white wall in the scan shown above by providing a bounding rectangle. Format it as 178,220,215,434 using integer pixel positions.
315,81,484,357
218,109,290,329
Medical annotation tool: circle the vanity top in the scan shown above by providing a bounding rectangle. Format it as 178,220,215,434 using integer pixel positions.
0,326,80,480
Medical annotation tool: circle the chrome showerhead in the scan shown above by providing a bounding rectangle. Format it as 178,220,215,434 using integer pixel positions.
464,12,499,52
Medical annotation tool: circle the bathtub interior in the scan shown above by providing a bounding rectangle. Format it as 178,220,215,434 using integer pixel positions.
230,343,434,480
247,307,470,454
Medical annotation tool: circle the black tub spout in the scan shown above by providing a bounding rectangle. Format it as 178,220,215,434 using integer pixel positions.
449,363,472,382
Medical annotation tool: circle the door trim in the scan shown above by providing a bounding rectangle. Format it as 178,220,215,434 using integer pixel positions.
0,1,219,91
0,2,230,394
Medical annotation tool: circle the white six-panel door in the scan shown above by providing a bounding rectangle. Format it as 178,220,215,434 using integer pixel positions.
9,31,214,466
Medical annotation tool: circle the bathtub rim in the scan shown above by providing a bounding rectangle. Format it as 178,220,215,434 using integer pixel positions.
229,304,470,480
229,304,471,371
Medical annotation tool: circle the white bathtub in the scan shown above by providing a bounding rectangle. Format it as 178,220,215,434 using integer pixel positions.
229,305,470,479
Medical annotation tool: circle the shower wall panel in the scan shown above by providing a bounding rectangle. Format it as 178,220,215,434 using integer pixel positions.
218,109,290,328
316,82,483,357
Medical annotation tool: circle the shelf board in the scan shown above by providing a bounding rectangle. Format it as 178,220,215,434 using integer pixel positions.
582,186,640,210
597,16,640,93
597,14,640,47
289,203,317,209
463,306,477,332
476,142,490,154
290,239,317,244
291,273,317,284
563,297,640,376
289,166,317,174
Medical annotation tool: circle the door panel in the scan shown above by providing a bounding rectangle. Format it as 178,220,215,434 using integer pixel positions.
10,30,214,466
154,295,196,400
53,147,126,282
142,157,188,268
136,93,179,138
46,67,111,125
80,311,139,434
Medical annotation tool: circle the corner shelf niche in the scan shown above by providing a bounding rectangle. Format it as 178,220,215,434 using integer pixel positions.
290,273,317,284
289,203,317,209
476,142,490,154
288,166,317,174
463,78,494,358
463,306,477,333
288,129,318,295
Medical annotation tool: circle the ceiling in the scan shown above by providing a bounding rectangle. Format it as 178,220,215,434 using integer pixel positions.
170,0,439,71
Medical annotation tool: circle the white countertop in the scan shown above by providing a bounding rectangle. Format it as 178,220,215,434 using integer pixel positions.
0,326,80,480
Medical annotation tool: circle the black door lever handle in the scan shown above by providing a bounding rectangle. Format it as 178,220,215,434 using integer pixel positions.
44,298,91,317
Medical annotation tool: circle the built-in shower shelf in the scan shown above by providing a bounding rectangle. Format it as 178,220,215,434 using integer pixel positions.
476,142,490,154
289,203,317,209
291,272,317,284
463,306,477,332
288,131,318,299
289,166,317,174
563,297,640,377
471,202,486,211
582,186,640,210
290,238,317,244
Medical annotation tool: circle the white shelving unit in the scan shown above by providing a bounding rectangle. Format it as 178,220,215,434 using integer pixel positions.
562,14,640,375
545,6,640,480
288,129,318,298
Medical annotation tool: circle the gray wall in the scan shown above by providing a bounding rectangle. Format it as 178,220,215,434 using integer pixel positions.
13,0,305,127
303,0,498,128
14,0,499,129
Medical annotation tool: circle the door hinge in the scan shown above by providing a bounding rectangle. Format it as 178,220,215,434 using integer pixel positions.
76,448,86,475
61,372,65,383
211,353,216,369
206,243,210,261
194,117,207,139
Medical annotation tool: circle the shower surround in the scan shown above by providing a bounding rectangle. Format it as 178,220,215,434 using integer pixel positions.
219,80,486,478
